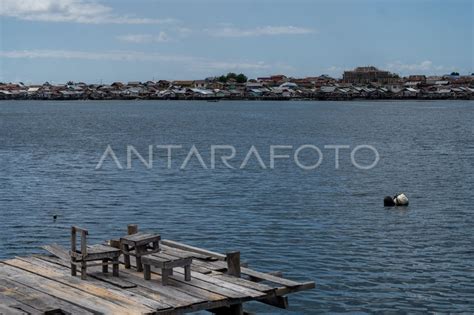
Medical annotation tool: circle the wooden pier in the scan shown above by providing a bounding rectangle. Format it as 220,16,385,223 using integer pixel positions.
0,230,314,314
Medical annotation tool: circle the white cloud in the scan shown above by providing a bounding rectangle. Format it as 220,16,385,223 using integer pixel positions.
117,33,169,43
202,61,270,71
209,26,316,37
0,0,175,24
0,49,279,73
0,49,193,62
386,60,434,72
385,60,456,75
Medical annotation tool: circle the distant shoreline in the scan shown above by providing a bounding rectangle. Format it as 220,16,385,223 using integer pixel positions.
1,97,473,102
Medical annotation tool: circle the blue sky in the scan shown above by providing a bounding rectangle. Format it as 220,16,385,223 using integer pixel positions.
0,0,472,83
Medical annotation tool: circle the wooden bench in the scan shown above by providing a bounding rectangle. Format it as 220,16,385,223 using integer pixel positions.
120,232,161,272
141,255,192,285
70,226,121,280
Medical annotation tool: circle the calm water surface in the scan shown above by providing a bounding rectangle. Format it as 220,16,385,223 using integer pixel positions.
0,100,473,313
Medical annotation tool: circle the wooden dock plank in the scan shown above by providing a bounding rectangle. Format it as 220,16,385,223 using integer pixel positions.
38,255,210,310
125,255,249,300
29,239,315,314
42,244,69,262
0,303,28,315
160,240,226,261
172,267,266,299
118,268,236,313
210,260,306,288
160,244,213,260
18,256,173,310
0,288,39,315
0,263,142,314
155,249,228,274
37,254,228,312
41,246,229,309
211,272,275,293
0,277,94,315
2,258,165,313
38,254,137,289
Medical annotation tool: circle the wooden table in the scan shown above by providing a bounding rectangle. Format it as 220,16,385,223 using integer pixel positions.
120,232,161,272
142,255,192,285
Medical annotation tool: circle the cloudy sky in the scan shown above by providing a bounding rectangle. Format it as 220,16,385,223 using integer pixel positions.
0,0,472,83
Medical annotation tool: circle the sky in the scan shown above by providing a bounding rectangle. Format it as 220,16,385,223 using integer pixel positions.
0,0,472,83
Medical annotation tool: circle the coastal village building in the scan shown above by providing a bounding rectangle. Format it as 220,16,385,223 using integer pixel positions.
172,80,194,88
1,68,473,101
343,66,399,84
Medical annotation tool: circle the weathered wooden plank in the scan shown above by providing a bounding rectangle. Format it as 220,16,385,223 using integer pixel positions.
248,271,283,282
38,253,219,310
0,263,142,314
38,255,202,310
0,303,28,315
3,258,164,313
37,239,316,313
0,277,94,315
161,240,226,261
38,253,221,310
119,267,222,307
211,272,275,293
172,267,266,299
42,244,70,262
38,254,137,289
18,256,172,310
211,261,305,288
122,253,249,300
189,259,227,273
273,281,316,296
43,243,309,294
0,289,39,314
160,244,212,260
240,267,303,287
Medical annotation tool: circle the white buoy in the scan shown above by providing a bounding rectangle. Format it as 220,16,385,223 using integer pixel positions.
394,193,409,206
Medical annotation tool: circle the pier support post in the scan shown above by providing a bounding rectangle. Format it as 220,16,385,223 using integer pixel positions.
127,224,138,235
123,225,138,269
102,259,108,273
226,251,243,314
211,304,243,315
226,251,241,277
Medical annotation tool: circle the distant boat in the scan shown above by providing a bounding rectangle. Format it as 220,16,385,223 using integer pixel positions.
207,99,219,102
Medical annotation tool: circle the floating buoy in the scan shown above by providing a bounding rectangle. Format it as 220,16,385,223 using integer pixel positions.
384,196,395,207
384,193,409,207
394,193,409,206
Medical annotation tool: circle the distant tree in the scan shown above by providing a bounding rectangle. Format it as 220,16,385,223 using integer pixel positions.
235,73,248,83
67,81,74,85
217,73,247,83
450,72,459,76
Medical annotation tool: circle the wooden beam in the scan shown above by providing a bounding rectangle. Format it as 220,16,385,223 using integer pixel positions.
210,303,244,315
161,240,227,261
226,252,241,278
258,295,288,309
248,271,283,282
128,224,138,235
